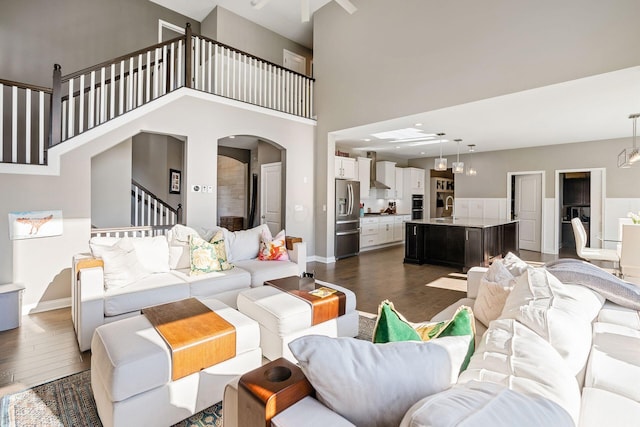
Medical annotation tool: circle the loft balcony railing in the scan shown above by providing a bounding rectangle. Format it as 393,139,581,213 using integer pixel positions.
1,24,315,166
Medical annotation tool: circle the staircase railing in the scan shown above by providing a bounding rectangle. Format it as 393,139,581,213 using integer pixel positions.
1,23,315,166
131,179,182,227
0,79,52,165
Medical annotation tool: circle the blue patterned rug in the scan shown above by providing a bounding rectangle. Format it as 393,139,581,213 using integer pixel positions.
0,315,375,426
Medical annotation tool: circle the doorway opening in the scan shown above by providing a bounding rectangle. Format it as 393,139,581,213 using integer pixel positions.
555,168,605,255
217,136,286,234
507,171,544,253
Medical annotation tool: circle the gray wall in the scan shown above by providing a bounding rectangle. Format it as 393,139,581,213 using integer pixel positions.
313,0,640,257
203,6,313,76
0,0,199,86
409,137,640,199
132,132,184,211
91,138,132,227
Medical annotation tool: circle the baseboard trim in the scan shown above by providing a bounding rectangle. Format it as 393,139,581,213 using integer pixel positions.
311,255,336,264
23,297,71,315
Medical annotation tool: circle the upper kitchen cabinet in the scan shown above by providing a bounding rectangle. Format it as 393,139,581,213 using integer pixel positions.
376,161,396,198
335,156,357,180
357,157,371,198
404,167,425,195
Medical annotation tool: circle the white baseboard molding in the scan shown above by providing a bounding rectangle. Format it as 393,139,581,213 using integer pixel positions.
23,297,71,316
311,255,336,264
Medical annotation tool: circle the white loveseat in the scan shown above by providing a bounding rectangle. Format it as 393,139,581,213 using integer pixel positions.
224,257,640,427
72,224,306,351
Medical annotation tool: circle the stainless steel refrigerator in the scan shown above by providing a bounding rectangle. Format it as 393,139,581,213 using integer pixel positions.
335,179,360,259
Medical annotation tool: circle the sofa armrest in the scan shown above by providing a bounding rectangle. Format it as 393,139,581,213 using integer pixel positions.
75,264,106,352
467,266,488,299
287,241,307,276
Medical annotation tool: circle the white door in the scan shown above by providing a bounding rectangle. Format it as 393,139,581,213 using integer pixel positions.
589,169,603,248
283,49,306,74
515,174,542,251
260,162,282,235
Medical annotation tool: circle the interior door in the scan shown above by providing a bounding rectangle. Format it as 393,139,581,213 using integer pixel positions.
283,49,306,74
260,162,282,235
514,174,542,251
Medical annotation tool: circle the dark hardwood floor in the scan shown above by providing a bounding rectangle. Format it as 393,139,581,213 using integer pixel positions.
0,244,570,397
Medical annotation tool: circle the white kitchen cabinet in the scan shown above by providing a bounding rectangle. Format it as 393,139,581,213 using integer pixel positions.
378,216,394,244
335,157,357,179
357,157,371,198
376,161,396,198
404,167,425,195
393,215,411,242
360,217,379,248
395,167,404,199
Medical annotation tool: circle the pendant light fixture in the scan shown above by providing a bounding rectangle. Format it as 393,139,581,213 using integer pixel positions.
452,139,464,174
434,133,447,171
466,144,477,176
618,113,640,168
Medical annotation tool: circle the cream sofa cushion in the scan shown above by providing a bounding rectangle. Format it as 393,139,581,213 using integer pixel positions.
457,318,582,425
131,236,170,273
499,267,604,375
226,224,269,262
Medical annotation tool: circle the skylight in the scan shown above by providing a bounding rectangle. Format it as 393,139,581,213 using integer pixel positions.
371,128,436,142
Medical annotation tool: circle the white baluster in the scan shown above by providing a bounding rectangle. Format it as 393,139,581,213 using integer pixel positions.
310,79,314,118
146,51,151,102
162,45,168,95
224,47,229,96
154,199,158,226
232,50,236,99
12,86,17,161
110,64,116,119
169,42,175,91
61,100,66,142
258,61,262,106
78,75,85,132
137,54,143,106
207,41,212,93
38,90,44,164
134,186,139,226
68,79,74,137
177,40,183,88
119,60,125,115
128,59,134,110
153,48,159,99
214,44,219,95
194,39,200,90
25,88,31,163
201,39,206,91
100,67,106,123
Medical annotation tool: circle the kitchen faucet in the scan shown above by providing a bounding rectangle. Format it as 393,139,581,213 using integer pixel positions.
445,195,454,217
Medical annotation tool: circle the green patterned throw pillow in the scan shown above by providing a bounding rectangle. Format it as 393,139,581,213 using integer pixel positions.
373,300,476,371
189,231,233,275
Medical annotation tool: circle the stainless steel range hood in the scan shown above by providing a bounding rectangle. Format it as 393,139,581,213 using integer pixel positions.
366,151,391,190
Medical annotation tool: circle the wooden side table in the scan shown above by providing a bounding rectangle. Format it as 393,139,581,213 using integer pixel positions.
237,357,314,427
0,283,25,331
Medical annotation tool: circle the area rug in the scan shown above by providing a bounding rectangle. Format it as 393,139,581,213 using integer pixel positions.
0,315,376,427
425,273,468,292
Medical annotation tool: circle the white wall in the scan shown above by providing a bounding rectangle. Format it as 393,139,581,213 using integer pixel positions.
0,89,315,310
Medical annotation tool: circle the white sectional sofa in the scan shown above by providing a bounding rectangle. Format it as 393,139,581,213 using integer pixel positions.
72,224,306,351
224,257,640,427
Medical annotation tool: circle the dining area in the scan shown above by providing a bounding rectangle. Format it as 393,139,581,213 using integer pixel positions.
571,215,640,283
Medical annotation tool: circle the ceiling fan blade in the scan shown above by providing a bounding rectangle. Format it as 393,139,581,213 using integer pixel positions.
301,0,310,22
250,0,271,10
334,0,357,15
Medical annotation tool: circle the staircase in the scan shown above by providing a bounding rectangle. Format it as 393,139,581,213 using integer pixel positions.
0,24,315,167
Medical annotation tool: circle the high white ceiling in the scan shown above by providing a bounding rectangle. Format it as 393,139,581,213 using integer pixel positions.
333,66,640,159
152,1,640,160
150,0,332,48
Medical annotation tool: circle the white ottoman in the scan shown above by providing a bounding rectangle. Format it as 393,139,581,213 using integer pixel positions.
91,297,262,427
237,281,358,361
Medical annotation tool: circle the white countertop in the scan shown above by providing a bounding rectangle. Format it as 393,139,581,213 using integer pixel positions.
407,217,518,228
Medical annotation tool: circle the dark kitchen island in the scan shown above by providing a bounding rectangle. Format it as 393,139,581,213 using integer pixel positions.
404,217,519,271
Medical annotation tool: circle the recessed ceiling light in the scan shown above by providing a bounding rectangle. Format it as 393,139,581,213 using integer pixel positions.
363,138,371,142
420,152,425,155
396,146,401,149
415,123,423,127
371,128,433,141
229,135,236,139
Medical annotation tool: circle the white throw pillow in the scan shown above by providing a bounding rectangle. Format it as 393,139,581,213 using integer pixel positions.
501,251,529,277
226,224,269,262
130,236,170,273
167,224,201,269
288,335,470,427
89,236,120,258
475,261,517,327
499,267,605,376
98,237,150,289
